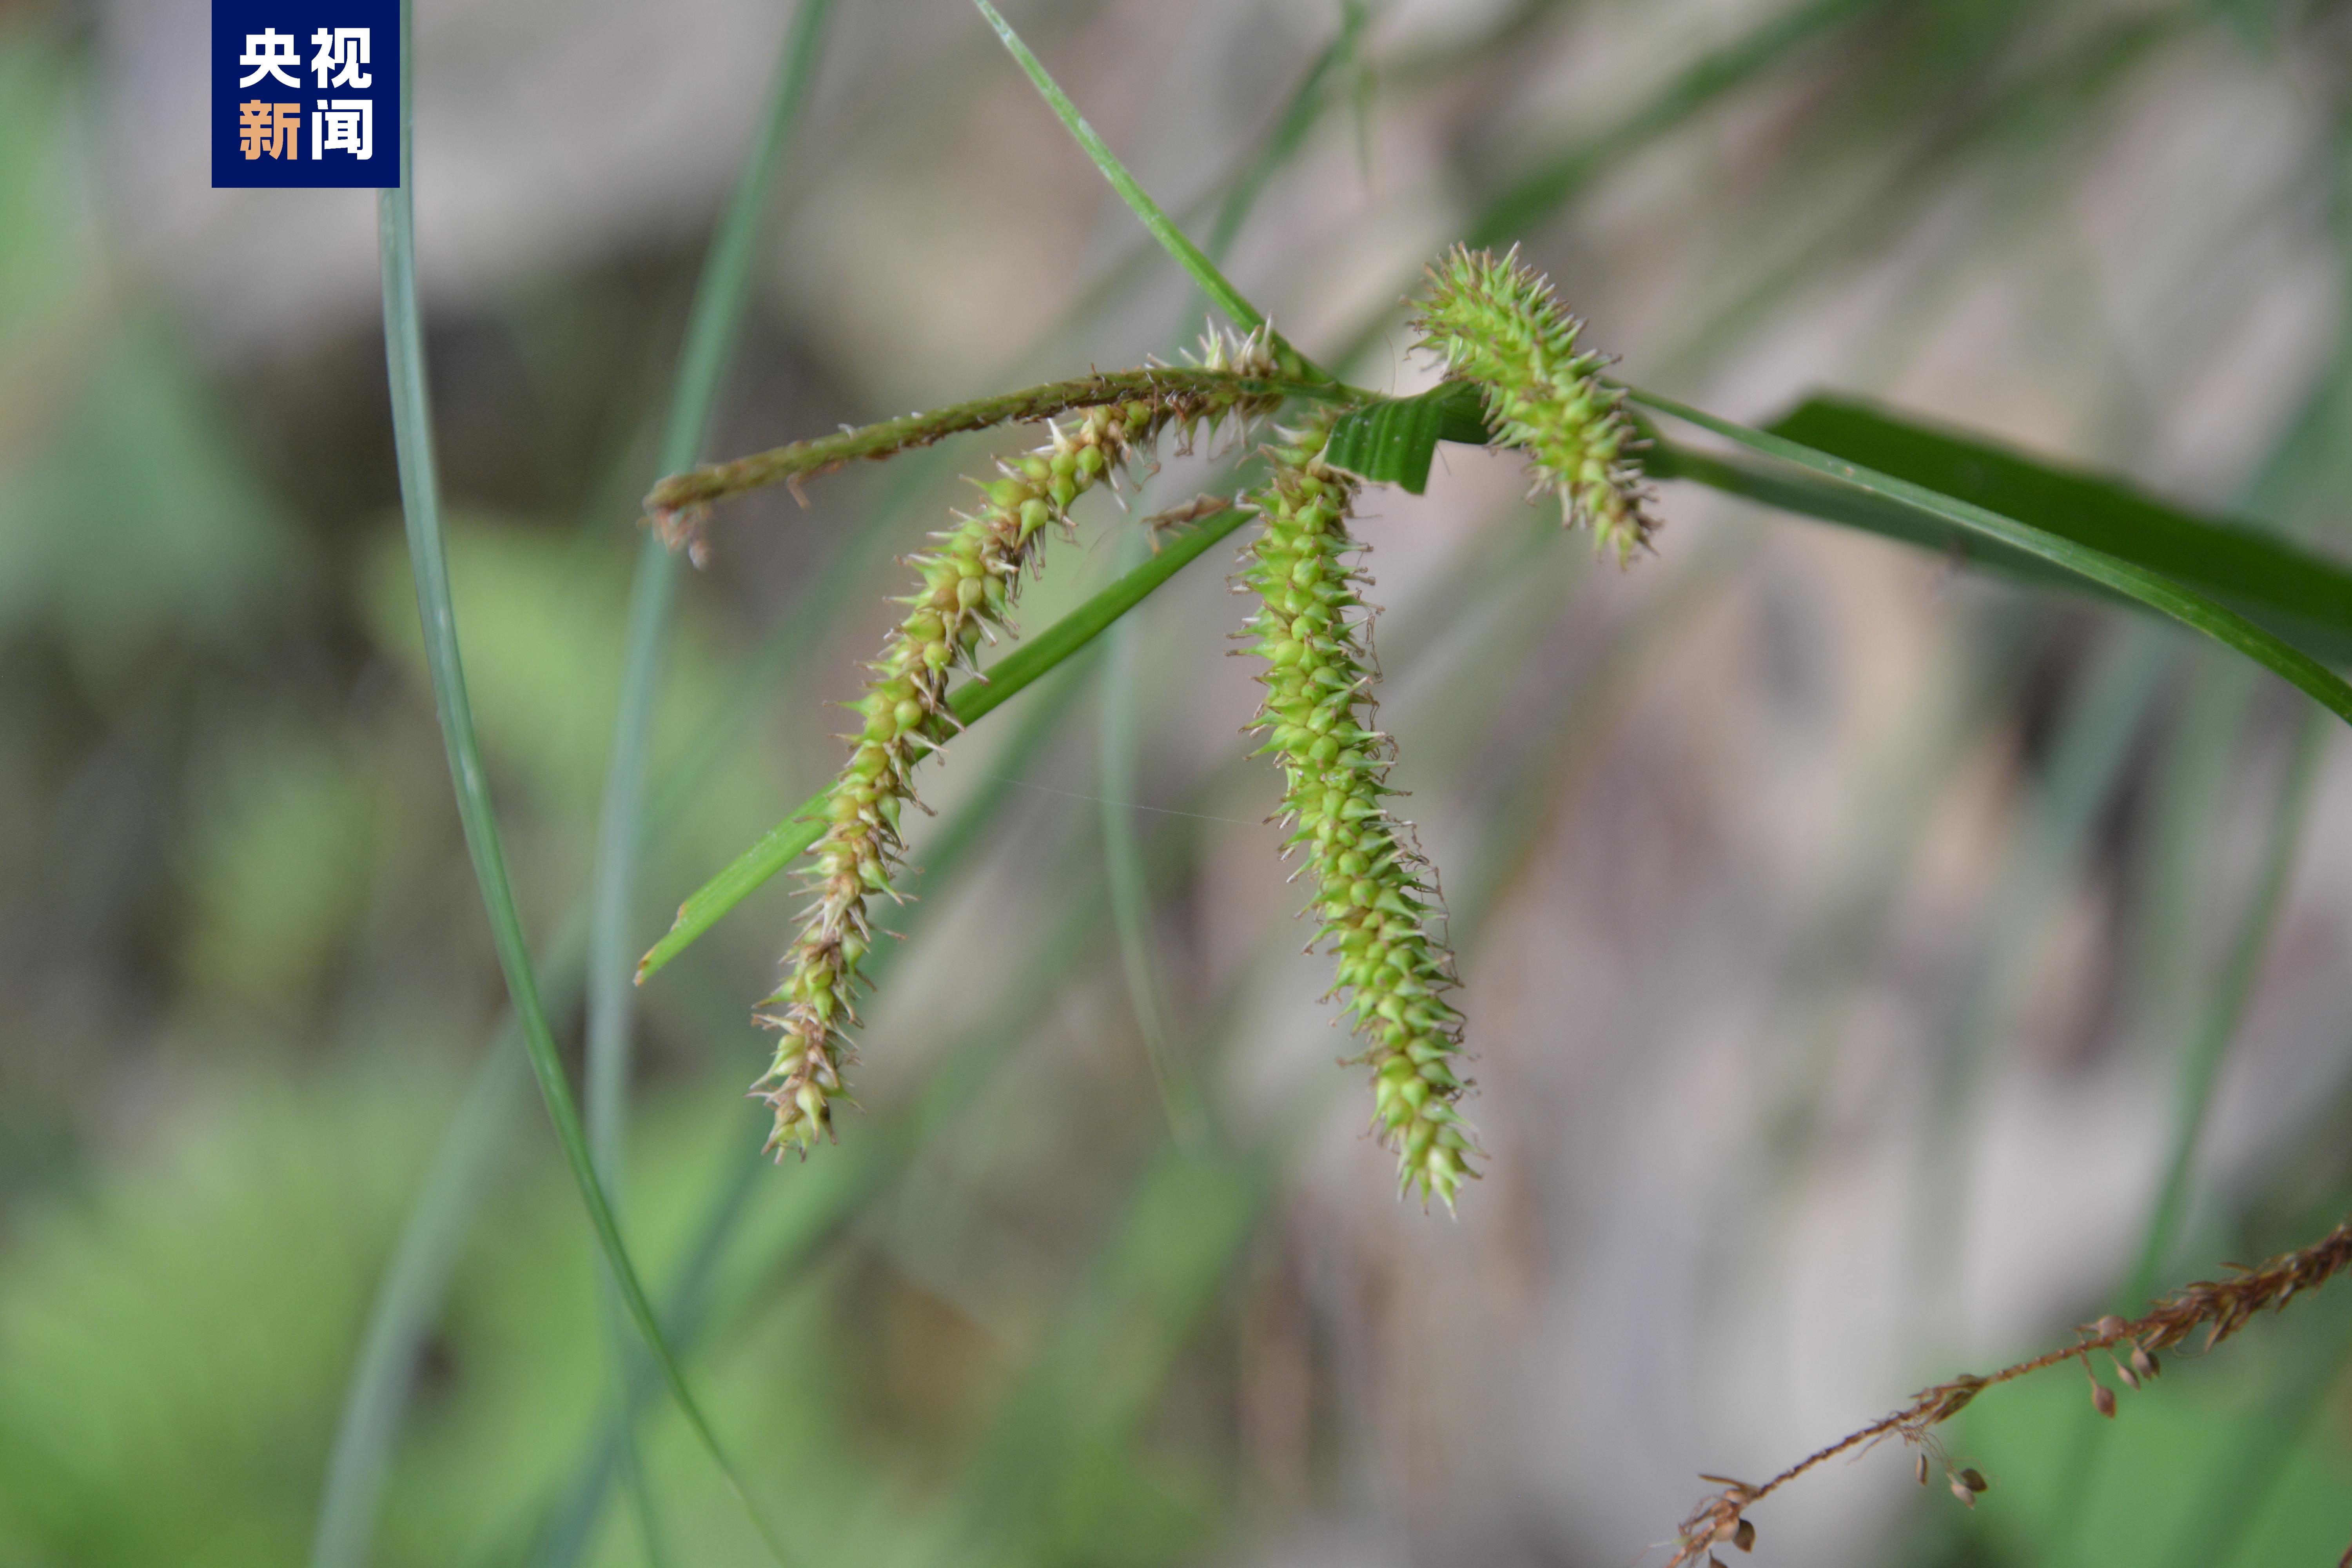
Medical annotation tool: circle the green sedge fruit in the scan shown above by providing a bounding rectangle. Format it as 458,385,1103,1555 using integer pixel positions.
1413,244,1658,565
755,332,1284,1157
1240,412,1480,1210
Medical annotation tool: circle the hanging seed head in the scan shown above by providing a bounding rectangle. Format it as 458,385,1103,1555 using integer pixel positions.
2091,1381,2118,1418
1410,244,1659,566
1915,1454,1930,1486
1958,1468,1989,1494
1731,1517,1755,1552
1950,1476,1977,1509
1238,410,1481,1209
754,376,1285,1158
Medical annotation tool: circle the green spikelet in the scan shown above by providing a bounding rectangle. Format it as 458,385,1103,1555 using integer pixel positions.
1412,244,1658,565
1240,411,1480,1209
757,332,1284,1157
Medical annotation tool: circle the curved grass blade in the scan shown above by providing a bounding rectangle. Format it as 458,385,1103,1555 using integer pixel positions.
1907,625,2171,1319
561,42,1366,1535
1204,2,1367,263
636,500,1256,982
1769,394,2352,661
375,23,784,1555
970,0,1327,384
2123,706,2323,1306
589,0,835,1192
581,4,833,1556
1465,0,1886,248
1324,0,1901,379
2031,705,2328,1564
1097,532,1202,1147
539,671,1130,1562
588,479,1601,1559
307,985,539,1568
1632,389,2352,727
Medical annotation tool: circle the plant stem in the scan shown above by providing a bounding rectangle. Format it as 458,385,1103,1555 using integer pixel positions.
645,367,1339,526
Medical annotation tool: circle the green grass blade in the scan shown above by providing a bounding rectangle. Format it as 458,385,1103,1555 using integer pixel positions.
578,6,831,1546
636,501,1256,981
1096,532,1200,1147
1768,394,2352,660
2122,707,2323,1306
2029,704,2327,1566
970,0,1324,382
1644,434,2122,598
374,18,783,1554
535,675,1105,1563
307,993,537,1568
1907,625,2170,1320
1633,389,2352,726
1465,0,1885,247
588,0,835,1188
1204,2,1366,262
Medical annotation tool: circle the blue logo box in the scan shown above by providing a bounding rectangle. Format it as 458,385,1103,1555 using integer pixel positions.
213,1,399,189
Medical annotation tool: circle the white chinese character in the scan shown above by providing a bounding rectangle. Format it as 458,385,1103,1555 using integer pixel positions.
313,98,373,162
238,28,301,89
310,27,371,90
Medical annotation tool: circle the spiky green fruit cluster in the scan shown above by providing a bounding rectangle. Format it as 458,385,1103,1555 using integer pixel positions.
1412,244,1657,565
757,341,1282,1156
1240,414,1479,1209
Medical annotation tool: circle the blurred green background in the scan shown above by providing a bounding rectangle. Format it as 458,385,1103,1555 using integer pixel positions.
4,0,2352,1563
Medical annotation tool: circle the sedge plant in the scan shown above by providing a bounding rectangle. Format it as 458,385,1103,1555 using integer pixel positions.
362,0,2352,1557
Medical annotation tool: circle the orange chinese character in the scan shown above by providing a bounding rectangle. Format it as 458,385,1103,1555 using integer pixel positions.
239,99,273,160
238,100,300,160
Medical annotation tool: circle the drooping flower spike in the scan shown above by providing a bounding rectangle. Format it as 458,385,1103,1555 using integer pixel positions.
755,331,1286,1156
1412,244,1659,566
689,255,1656,1200
1237,411,1480,1209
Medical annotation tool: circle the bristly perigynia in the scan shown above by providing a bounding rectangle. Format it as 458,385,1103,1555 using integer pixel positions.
1238,410,1481,1209
1413,245,1658,566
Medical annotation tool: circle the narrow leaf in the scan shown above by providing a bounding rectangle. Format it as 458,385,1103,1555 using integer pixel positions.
374,9,786,1555
1769,394,2352,661
1635,388,2352,727
970,0,1324,383
636,502,1256,981
1465,0,1885,248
